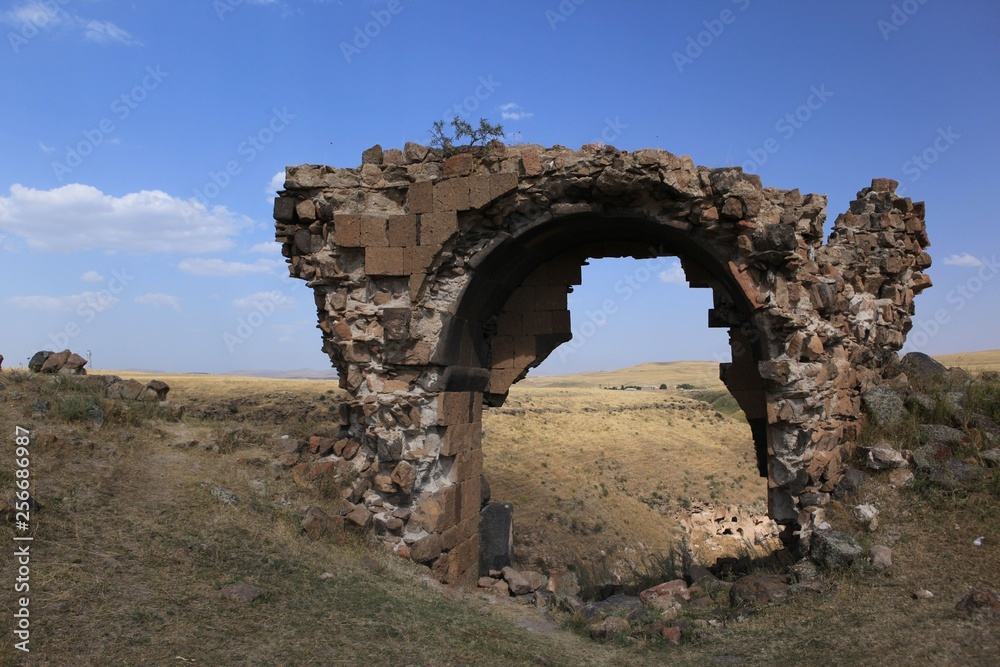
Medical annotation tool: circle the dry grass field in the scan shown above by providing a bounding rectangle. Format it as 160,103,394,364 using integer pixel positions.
935,349,1000,373
0,354,997,665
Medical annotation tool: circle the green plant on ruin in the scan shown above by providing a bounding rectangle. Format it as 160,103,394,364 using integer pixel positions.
428,115,504,157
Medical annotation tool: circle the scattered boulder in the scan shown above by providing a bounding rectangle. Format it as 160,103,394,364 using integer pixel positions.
832,468,870,499
811,530,863,568
862,384,907,430
852,504,879,531
409,534,442,563
926,460,985,491
955,588,1000,619
31,397,50,415
301,506,336,540
640,579,690,614
860,441,908,470
981,449,1000,468
588,616,630,640
729,574,790,607
919,424,966,447
40,350,72,374
145,380,170,400
220,583,264,604
870,545,893,570
86,404,105,428
28,351,52,373
501,567,532,596
897,352,948,389
576,595,646,624
210,486,238,506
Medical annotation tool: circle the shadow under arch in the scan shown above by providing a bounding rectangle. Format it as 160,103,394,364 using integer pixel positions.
437,211,772,481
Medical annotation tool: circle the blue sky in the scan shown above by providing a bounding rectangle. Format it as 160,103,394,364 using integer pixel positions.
1,0,997,374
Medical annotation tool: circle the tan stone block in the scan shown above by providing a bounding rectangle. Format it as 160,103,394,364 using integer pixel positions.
440,514,478,551
333,214,362,247
420,210,458,246
433,177,470,212
496,311,521,336
551,309,571,334
491,335,514,367
388,214,417,247
440,421,482,457
450,448,483,484
488,367,520,395
437,391,478,425
360,215,388,247
469,174,492,209
513,336,535,368
458,477,481,521
489,172,518,200
440,534,481,585
405,245,438,274
408,180,433,214
409,274,425,298
534,285,567,310
504,285,535,311
523,310,552,335
365,247,406,276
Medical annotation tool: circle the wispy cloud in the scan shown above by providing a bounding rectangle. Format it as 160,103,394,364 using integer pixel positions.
81,271,104,283
0,184,253,254
659,260,686,284
135,292,180,311
232,290,295,311
1,2,142,47
943,253,984,268
499,102,534,121
6,291,119,312
38,142,55,154
178,258,283,277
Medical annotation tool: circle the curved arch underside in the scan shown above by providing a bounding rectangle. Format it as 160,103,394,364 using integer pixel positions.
274,143,931,584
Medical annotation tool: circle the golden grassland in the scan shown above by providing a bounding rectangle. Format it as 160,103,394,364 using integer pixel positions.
935,349,1000,373
0,355,997,665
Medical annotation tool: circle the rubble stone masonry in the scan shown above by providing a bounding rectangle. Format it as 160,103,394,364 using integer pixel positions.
274,142,931,583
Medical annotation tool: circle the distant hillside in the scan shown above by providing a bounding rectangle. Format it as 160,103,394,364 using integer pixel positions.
522,360,724,389
225,368,338,380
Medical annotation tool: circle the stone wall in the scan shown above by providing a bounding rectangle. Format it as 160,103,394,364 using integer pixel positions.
273,142,931,583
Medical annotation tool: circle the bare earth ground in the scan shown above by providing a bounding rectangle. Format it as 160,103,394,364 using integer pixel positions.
0,352,997,665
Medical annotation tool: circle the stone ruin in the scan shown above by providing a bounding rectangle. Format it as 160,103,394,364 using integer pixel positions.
273,142,931,585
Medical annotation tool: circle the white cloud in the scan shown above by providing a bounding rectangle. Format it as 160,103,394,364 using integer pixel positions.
38,142,55,154
6,291,119,313
81,19,142,46
943,253,984,268
135,292,180,311
249,241,281,254
232,290,295,311
81,270,104,283
499,102,534,121
0,184,253,254
269,170,285,193
178,257,282,277
1,2,142,47
659,261,686,284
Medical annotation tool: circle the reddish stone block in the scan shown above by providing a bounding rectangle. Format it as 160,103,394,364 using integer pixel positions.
469,174,492,209
450,448,483,484
333,214,362,247
443,153,474,177
433,177,470,212
490,336,514,368
437,391,477,425
489,172,518,200
420,211,458,246
388,214,417,247
440,421,483,456
360,215,388,247
408,180,433,214
522,310,552,335
365,247,406,276
496,311,521,336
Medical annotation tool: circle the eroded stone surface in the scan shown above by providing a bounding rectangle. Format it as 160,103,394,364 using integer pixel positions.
274,144,931,583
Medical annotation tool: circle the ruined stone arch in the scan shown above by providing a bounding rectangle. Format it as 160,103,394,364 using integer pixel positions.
274,143,930,584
